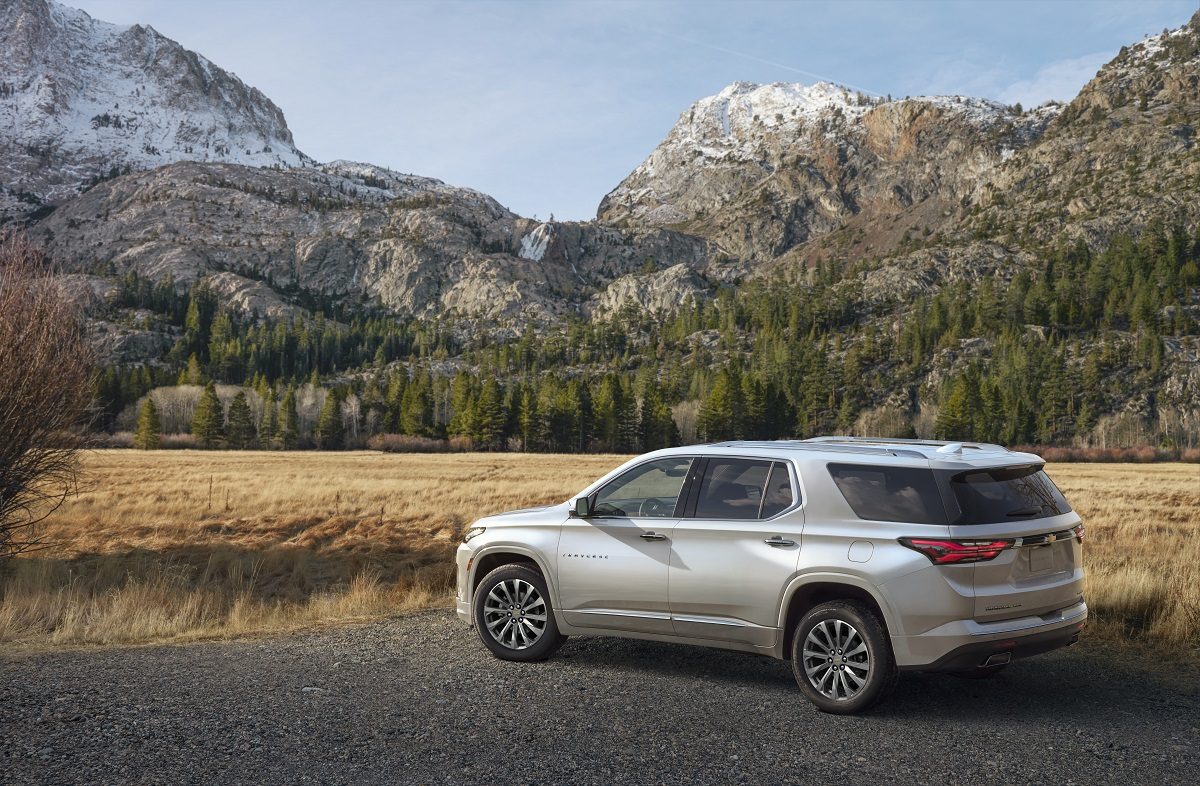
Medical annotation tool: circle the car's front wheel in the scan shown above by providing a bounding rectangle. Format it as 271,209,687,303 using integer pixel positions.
791,600,897,714
473,564,566,662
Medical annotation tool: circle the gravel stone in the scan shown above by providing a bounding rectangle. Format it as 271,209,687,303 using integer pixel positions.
2,610,1197,785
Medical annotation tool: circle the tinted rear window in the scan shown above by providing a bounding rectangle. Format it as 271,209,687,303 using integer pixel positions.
828,464,947,525
695,458,772,520
942,465,1071,525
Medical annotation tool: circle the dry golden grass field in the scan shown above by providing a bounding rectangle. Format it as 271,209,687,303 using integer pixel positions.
0,451,1197,659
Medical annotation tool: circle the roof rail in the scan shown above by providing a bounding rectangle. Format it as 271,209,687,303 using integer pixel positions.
802,436,1010,453
708,440,898,456
706,440,933,458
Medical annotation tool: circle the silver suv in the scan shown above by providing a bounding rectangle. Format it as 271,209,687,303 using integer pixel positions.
455,438,1086,714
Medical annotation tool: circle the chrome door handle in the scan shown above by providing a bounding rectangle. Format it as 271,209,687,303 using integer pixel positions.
764,536,796,547
640,532,667,541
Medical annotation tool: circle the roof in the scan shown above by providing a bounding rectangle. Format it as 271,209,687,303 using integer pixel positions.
690,436,1039,466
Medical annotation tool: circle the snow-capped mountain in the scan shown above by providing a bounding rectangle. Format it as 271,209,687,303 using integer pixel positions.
0,0,308,219
598,79,1060,263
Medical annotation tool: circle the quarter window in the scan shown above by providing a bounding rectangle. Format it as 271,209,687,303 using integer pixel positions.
760,462,796,518
695,459,795,520
592,457,693,518
828,463,947,525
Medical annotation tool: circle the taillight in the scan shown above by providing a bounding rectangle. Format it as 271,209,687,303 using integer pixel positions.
899,537,1014,565
1072,524,1084,542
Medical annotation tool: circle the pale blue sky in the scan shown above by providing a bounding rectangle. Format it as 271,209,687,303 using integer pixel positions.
70,0,1197,220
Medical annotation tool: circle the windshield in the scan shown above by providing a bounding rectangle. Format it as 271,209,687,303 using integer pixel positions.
940,464,1072,525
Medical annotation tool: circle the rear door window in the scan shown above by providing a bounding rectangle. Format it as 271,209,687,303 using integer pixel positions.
693,459,797,520
828,463,947,525
940,465,1072,525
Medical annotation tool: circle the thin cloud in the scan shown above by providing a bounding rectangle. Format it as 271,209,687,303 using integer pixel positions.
998,51,1111,107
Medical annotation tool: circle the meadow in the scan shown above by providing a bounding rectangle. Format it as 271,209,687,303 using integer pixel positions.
0,452,1196,659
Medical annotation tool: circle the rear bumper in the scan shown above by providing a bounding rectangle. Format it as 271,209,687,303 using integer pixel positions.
893,600,1087,671
908,617,1084,672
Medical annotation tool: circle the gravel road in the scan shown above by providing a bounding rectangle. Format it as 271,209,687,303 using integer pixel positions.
3,610,1197,785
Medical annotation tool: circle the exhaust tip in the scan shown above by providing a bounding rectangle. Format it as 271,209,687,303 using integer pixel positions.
982,652,1012,667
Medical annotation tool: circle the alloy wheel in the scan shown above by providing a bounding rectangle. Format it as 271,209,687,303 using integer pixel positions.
482,578,547,650
801,618,871,701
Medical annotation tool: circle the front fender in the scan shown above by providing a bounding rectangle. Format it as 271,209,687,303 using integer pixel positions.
467,542,560,611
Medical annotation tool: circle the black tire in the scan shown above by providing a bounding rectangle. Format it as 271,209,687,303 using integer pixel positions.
473,563,566,662
950,664,1008,679
791,600,898,715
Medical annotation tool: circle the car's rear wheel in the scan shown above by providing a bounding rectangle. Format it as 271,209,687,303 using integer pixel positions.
473,564,566,662
791,600,897,714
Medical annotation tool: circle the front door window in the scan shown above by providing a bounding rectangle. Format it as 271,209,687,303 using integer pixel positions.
592,457,693,518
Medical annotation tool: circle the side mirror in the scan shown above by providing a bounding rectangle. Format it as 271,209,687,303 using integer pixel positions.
572,497,592,518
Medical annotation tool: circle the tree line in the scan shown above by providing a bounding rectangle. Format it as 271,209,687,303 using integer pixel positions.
99,219,1199,451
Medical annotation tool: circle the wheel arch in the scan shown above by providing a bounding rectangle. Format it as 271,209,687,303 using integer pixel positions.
469,546,556,606
778,574,896,660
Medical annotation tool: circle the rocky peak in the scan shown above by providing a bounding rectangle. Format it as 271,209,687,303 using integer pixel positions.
598,78,1052,265
0,0,309,222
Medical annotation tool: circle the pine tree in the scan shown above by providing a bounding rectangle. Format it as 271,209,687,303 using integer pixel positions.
472,379,505,450
447,371,476,439
261,388,279,449
935,372,980,440
315,389,344,450
384,371,408,432
225,391,255,449
177,353,204,386
697,368,744,441
517,385,538,451
400,374,435,437
639,386,678,451
133,397,161,450
279,386,299,449
192,382,225,448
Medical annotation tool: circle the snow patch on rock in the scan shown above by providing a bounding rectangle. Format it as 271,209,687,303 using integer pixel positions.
519,223,554,262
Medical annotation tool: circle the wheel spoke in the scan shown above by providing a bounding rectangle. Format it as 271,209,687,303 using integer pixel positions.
843,667,865,688
845,642,867,658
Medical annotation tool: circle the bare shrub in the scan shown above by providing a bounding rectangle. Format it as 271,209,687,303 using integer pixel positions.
854,405,913,438
367,434,456,453
102,431,135,448
671,399,700,444
0,232,95,558
160,433,199,450
912,401,939,440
